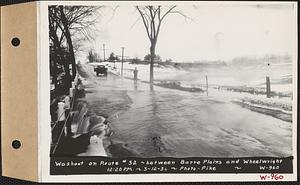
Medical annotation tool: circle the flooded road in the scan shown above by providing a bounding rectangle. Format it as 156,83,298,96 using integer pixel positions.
80,64,292,158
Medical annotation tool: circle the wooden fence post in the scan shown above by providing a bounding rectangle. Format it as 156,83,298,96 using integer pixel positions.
266,76,271,98
134,67,138,81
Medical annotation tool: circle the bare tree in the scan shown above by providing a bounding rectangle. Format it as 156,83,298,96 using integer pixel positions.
49,5,101,89
59,6,76,83
60,5,101,80
49,6,68,89
63,6,101,41
136,5,188,84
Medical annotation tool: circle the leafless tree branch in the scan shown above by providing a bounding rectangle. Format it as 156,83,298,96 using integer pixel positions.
135,5,188,84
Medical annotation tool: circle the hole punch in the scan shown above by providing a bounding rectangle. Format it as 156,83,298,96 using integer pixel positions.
12,140,21,149
11,37,20,47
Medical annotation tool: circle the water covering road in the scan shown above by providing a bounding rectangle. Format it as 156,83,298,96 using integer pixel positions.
79,64,292,158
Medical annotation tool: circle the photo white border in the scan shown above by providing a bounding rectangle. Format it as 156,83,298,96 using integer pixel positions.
38,1,298,182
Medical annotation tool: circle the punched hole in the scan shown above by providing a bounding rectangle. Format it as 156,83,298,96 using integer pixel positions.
11,37,20,47
12,140,21,149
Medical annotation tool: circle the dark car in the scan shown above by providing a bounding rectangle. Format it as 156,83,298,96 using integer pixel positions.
94,65,108,77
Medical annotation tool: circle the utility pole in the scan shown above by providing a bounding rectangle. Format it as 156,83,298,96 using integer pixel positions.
103,44,106,62
121,47,125,78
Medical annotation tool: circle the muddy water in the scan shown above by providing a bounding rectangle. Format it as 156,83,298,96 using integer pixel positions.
111,89,292,158
81,65,292,158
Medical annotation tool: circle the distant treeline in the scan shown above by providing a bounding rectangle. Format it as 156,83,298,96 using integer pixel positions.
126,54,291,69
165,61,227,69
127,57,227,69
231,55,292,66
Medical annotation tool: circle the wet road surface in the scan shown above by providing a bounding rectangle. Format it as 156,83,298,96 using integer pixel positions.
79,64,292,158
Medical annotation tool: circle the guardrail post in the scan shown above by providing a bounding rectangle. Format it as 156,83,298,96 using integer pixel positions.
53,101,66,143
57,101,66,122
69,88,74,98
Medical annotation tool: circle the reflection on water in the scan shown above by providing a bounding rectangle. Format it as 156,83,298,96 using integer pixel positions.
108,82,292,158
83,66,292,158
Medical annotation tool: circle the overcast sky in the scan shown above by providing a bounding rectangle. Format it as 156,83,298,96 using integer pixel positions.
78,3,296,62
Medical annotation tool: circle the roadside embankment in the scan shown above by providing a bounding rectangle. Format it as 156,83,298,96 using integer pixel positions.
54,67,113,157
232,97,292,123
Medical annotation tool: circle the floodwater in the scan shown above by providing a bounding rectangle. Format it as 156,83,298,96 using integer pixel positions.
121,62,293,92
80,64,292,158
